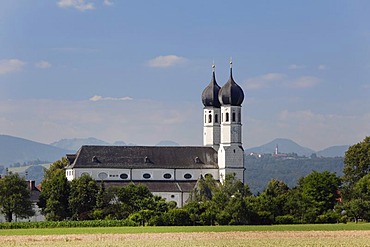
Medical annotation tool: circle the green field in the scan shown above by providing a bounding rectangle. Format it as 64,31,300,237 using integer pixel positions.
1,223,370,236
1,224,370,247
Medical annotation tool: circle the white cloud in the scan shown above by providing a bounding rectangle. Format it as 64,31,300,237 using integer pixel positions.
148,55,187,68
103,0,113,6
57,0,95,11
245,73,321,90
289,76,321,88
245,73,285,90
0,59,26,75
89,95,133,101
318,64,327,70
288,64,306,70
35,60,52,69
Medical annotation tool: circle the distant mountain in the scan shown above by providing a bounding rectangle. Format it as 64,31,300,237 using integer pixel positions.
113,141,127,146
0,135,69,166
316,145,350,158
245,138,315,157
51,137,110,151
156,140,180,146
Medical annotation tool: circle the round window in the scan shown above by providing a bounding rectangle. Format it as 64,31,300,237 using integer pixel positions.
184,173,192,179
163,173,172,179
81,172,90,177
143,173,151,179
204,173,213,179
98,172,108,180
120,173,128,179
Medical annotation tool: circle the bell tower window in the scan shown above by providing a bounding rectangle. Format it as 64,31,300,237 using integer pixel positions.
208,114,212,123
215,114,218,123
232,112,236,122
226,113,229,122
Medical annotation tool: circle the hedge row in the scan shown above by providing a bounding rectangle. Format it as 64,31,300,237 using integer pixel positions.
0,219,138,229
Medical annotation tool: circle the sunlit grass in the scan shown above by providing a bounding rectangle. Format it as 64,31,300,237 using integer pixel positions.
1,223,370,236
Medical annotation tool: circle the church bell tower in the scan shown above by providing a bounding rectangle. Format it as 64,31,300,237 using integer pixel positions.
201,64,221,150
217,60,245,183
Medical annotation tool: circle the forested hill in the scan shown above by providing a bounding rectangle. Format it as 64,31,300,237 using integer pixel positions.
245,154,344,194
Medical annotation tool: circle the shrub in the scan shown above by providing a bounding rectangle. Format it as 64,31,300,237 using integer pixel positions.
275,215,296,224
316,210,340,224
0,219,138,229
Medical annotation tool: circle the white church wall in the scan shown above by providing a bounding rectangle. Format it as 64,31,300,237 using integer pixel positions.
131,169,174,181
72,168,132,181
175,169,219,181
71,168,221,182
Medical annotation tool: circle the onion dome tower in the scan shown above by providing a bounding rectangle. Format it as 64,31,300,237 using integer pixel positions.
201,64,221,150
217,59,245,183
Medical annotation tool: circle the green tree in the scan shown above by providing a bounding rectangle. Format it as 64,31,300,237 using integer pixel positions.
256,179,290,224
0,173,34,222
223,192,250,225
190,174,219,202
342,173,370,222
163,208,191,226
115,183,153,215
92,182,117,220
69,174,98,220
298,171,341,223
38,158,70,221
343,136,370,188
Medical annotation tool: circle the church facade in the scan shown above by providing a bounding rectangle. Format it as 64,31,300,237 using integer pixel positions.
65,62,245,207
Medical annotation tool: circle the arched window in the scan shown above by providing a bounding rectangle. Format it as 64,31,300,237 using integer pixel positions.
215,114,218,123
238,112,241,122
208,114,212,123
226,113,229,122
232,112,236,122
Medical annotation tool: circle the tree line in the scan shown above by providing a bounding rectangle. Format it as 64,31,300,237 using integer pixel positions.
0,136,369,225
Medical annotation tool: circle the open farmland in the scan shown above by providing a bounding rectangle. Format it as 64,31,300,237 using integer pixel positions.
1,231,370,247
1,225,370,247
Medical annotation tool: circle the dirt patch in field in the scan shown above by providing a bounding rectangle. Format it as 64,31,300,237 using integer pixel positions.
2,231,370,247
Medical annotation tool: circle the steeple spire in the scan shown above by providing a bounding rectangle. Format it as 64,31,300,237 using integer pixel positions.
229,57,233,78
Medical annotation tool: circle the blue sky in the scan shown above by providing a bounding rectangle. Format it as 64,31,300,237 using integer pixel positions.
0,0,369,150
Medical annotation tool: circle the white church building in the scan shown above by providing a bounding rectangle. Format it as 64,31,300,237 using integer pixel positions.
65,62,245,207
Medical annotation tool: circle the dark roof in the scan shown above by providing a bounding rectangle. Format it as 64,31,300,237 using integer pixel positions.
201,67,221,107
103,181,198,193
66,145,218,169
218,67,244,106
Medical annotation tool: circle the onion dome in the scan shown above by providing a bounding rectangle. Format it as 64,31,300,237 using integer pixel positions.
218,60,244,106
201,64,221,107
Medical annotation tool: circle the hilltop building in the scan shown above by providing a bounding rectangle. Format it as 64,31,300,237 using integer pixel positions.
65,61,245,207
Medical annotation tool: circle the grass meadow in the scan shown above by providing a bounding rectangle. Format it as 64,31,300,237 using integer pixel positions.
1,224,370,246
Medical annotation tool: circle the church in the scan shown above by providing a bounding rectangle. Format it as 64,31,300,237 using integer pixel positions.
65,61,245,207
